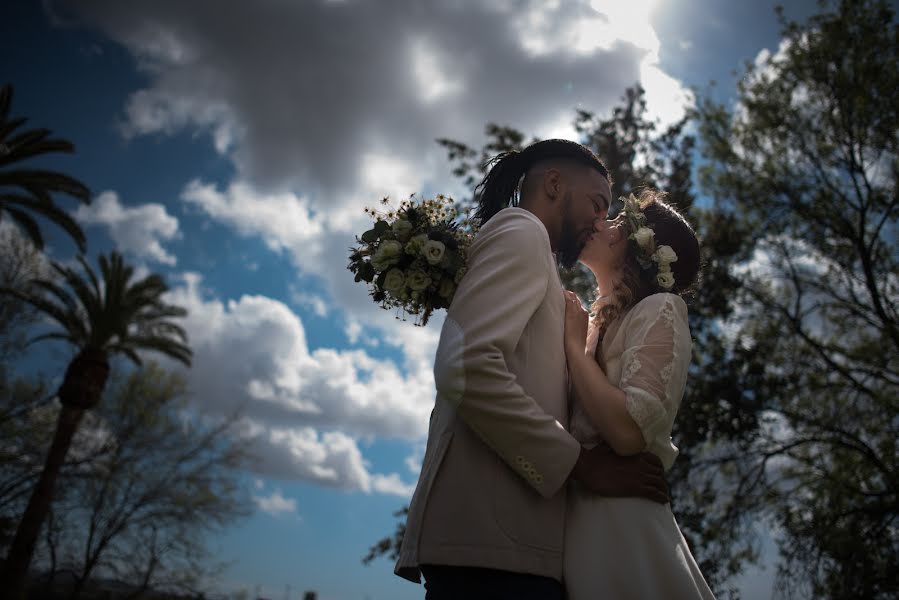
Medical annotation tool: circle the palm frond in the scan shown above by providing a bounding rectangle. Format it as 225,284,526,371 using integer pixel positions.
0,116,27,142
3,205,44,250
70,255,104,321
0,169,90,201
5,127,49,146
0,285,86,343
118,335,192,367
1,192,87,251
105,343,143,367
135,320,189,344
30,279,81,319
0,137,77,168
27,332,77,347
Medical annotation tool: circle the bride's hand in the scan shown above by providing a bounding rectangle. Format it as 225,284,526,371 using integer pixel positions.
563,290,588,356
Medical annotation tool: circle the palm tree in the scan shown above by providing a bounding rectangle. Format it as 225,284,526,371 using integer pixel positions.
0,83,91,252
0,251,192,597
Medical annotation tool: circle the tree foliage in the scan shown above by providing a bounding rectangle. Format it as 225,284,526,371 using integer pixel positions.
0,251,193,598
1,364,253,599
693,1,898,597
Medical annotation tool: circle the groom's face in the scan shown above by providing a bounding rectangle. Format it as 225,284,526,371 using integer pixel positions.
557,168,611,268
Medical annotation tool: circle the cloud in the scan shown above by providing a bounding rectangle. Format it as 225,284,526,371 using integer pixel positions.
55,0,681,198
154,273,426,492
252,489,298,517
371,473,417,498
166,272,434,439
289,288,329,318
73,191,180,265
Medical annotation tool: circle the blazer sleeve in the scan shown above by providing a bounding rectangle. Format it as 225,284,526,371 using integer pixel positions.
433,211,581,498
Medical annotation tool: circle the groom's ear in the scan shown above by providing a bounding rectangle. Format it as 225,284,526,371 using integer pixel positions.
543,167,563,202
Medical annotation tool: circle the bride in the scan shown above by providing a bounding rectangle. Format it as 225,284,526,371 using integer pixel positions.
562,190,716,600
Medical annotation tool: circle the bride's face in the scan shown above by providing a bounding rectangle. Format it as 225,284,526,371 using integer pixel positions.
579,215,628,273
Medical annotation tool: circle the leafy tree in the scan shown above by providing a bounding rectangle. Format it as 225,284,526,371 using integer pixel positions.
26,364,252,599
0,83,90,252
0,252,192,598
693,0,898,597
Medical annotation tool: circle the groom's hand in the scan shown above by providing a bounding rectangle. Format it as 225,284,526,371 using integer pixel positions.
571,444,669,504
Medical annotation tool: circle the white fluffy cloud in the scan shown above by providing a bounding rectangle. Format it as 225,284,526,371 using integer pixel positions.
74,191,180,265
157,273,427,492
166,273,433,439
253,489,298,517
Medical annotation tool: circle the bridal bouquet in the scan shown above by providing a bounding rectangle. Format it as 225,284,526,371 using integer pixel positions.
348,194,472,326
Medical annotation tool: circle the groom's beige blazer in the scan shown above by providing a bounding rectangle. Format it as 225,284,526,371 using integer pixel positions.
395,207,582,583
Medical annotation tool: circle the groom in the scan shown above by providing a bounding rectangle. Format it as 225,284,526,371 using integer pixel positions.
395,139,668,599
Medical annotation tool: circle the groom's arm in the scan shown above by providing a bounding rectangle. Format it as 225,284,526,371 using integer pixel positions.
434,211,581,498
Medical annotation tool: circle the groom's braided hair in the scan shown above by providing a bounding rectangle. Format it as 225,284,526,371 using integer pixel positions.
473,138,611,226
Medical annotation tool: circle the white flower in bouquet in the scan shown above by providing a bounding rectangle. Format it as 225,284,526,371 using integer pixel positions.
383,268,406,293
371,240,403,272
405,233,429,255
407,270,432,291
438,278,456,299
392,218,414,241
423,240,446,265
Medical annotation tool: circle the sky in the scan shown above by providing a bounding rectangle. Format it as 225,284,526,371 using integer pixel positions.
1,1,827,598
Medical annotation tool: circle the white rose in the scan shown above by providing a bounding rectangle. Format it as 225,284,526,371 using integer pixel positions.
371,240,403,272
422,240,446,265
438,278,456,299
653,245,678,266
405,233,429,255
391,218,414,241
406,270,431,291
656,269,676,289
632,227,655,249
383,269,406,293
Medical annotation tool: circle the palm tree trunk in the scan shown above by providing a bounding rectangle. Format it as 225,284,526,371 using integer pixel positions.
1,403,85,599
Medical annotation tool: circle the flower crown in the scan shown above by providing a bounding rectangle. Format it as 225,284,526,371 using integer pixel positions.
619,193,678,290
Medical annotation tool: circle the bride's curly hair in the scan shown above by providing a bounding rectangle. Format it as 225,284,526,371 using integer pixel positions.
589,189,701,346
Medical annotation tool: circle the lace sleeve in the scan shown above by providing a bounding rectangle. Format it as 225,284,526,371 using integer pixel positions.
619,293,692,448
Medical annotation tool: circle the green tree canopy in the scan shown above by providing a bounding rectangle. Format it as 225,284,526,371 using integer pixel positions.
693,0,898,597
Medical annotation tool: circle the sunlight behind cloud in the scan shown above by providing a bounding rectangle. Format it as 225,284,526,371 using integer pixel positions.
409,36,465,103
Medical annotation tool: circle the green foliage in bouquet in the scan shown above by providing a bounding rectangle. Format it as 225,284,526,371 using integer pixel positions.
348,194,473,326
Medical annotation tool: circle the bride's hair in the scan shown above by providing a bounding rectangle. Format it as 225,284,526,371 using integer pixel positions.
590,189,701,344
474,139,611,226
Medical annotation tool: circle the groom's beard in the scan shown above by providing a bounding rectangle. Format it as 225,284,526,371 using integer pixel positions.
558,195,583,269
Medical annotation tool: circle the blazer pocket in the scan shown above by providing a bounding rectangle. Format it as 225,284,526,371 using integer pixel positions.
492,460,564,552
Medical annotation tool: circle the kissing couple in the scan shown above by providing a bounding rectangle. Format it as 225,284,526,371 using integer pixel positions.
394,139,716,599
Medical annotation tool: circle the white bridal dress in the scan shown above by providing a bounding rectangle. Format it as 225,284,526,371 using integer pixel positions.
564,293,716,600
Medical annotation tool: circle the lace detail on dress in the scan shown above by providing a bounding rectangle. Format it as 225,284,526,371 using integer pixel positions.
624,389,662,431
660,361,675,384
620,348,641,382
